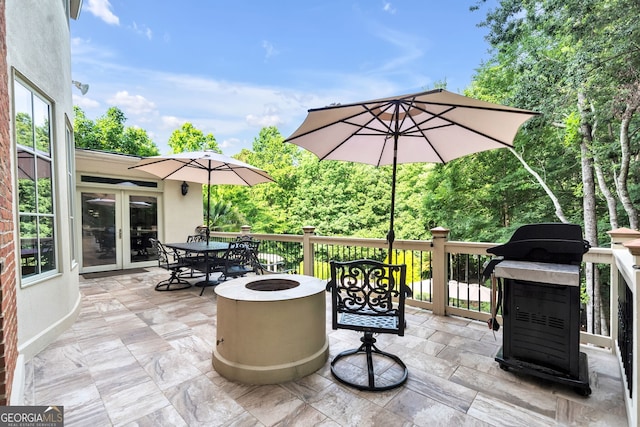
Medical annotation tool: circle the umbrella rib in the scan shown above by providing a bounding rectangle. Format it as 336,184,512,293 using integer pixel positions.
317,105,394,161
405,104,526,147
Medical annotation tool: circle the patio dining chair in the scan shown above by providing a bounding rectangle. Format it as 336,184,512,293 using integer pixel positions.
216,241,257,281
234,235,294,274
178,234,206,279
149,238,192,291
327,259,410,391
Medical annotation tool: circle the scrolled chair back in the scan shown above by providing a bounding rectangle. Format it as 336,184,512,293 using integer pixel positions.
328,259,409,336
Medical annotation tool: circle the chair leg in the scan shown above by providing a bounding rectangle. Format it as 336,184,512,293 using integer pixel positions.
155,269,191,291
330,331,408,391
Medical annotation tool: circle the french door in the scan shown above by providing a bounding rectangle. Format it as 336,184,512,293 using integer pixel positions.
80,190,160,273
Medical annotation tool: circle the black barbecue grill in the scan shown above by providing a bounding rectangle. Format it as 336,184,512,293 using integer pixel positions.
485,223,592,396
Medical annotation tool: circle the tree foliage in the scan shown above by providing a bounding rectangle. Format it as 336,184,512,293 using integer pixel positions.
167,122,220,153
74,106,159,156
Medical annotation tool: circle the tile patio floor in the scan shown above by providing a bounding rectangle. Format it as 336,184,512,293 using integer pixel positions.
23,268,628,426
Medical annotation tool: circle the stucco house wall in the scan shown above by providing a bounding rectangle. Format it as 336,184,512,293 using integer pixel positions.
4,0,82,403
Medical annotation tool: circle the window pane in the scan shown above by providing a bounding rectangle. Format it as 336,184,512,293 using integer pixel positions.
37,161,53,214
14,82,33,148
17,148,37,213
82,193,116,267
129,195,158,262
20,215,38,277
33,95,50,155
39,217,55,273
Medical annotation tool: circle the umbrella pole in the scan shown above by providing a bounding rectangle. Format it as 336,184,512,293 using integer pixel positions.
206,167,211,244
387,134,398,264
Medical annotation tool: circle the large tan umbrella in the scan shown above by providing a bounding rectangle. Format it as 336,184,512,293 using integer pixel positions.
284,89,539,254
129,150,274,242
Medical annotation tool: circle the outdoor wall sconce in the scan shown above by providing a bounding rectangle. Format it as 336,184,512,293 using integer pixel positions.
181,181,189,196
72,80,89,95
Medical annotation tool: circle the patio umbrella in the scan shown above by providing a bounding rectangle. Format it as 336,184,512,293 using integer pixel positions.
129,150,274,243
284,89,539,254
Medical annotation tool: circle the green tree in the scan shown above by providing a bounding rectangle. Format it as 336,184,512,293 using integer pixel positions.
167,122,220,153
73,106,159,156
206,200,244,231
474,0,640,334
73,106,101,149
216,127,300,233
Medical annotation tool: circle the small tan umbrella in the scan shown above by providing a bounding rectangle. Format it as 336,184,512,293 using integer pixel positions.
129,150,274,242
285,89,539,254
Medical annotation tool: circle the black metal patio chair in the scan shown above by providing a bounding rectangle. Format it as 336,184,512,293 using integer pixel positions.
178,234,206,279
327,259,410,391
149,238,192,291
216,241,257,281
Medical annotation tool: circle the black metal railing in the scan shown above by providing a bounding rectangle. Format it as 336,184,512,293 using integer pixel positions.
448,252,493,314
208,229,616,346
618,271,633,398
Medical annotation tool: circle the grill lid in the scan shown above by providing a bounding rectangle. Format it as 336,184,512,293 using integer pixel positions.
487,223,590,265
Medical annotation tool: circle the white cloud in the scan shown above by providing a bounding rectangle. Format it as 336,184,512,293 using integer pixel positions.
220,137,241,150
262,40,279,60
246,113,283,128
72,94,100,109
107,91,156,115
161,116,184,130
131,22,153,40
85,0,119,25
382,2,396,14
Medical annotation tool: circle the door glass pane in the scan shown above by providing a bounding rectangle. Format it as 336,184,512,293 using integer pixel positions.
129,195,158,262
82,192,116,267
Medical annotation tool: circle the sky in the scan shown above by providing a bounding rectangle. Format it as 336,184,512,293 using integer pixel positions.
71,0,497,156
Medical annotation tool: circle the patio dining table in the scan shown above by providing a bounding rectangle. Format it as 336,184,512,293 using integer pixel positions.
165,241,229,290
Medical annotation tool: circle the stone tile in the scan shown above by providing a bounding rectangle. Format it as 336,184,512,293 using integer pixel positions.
101,379,171,425
385,388,486,427
271,403,329,426
167,334,213,369
450,365,557,419
281,372,336,402
90,358,150,397
64,398,112,427
404,366,477,413
467,392,556,427
556,393,628,426
402,348,458,380
306,383,388,426
33,371,99,408
30,343,88,383
165,376,245,426
138,349,203,391
123,405,188,427
236,385,306,426
218,412,263,427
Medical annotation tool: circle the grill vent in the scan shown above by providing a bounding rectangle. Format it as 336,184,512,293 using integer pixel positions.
548,317,565,329
530,313,547,326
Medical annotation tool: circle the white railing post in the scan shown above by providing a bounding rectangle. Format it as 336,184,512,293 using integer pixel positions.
623,238,640,427
430,226,450,316
302,226,316,276
240,225,251,236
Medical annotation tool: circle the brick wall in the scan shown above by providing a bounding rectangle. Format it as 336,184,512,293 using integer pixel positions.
0,0,19,404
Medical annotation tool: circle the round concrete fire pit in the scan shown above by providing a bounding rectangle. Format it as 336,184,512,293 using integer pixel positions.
213,274,329,384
